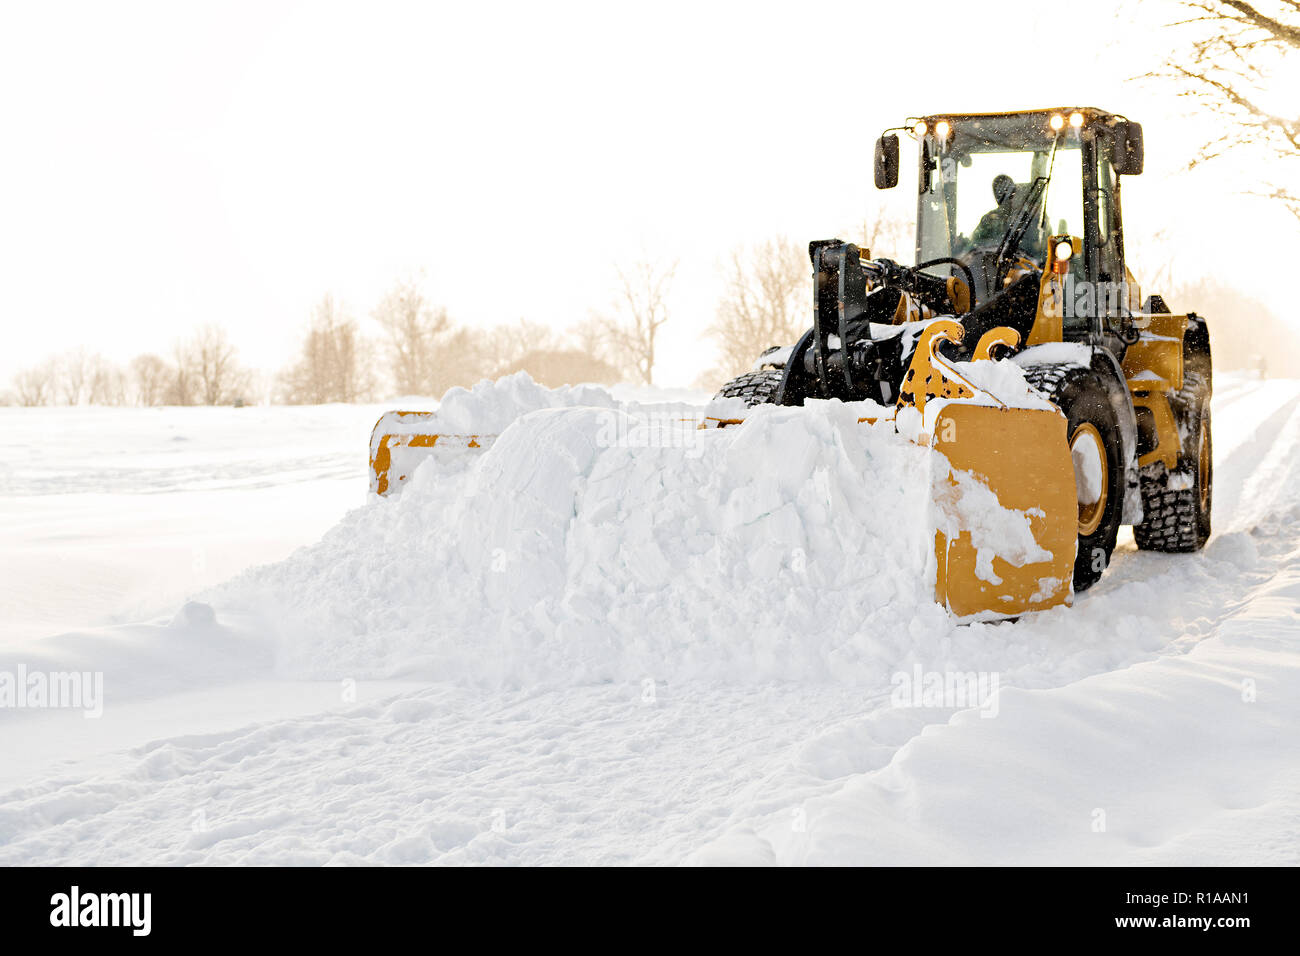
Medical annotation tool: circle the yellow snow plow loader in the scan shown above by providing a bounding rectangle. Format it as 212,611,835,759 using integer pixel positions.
370,107,1212,619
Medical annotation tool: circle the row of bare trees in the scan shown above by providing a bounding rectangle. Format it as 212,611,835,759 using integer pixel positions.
7,222,904,406
263,257,681,404
9,226,1290,408
282,224,903,402
273,266,675,404
9,327,252,408
3,254,679,406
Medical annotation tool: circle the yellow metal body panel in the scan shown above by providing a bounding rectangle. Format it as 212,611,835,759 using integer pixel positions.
974,328,1020,360
1123,313,1187,392
1122,313,1187,469
1026,268,1064,345
896,320,979,413
1131,390,1180,470
1026,235,1078,345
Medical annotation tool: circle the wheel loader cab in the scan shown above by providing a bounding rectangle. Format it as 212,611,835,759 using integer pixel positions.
902,110,1127,343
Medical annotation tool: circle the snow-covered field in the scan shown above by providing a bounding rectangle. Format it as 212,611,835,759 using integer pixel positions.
1,373,1297,865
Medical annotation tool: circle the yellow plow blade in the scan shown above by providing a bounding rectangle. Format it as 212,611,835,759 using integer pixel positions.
895,319,1078,618
930,403,1077,618
369,410,494,496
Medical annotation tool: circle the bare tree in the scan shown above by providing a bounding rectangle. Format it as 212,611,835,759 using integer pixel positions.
183,324,246,406
474,319,558,379
434,325,492,390
595,259,677,385
57,348,91,405
571,316,613,358
368,279,557,397
167,341,196,406
706,237,808,380
843,210,911,262
282,296,373,404
1154,1,1300,220
330,310,370,403
130,354,171,406
372,278,452,396
282,330,331,405
86,356,127,406
13,360,57,407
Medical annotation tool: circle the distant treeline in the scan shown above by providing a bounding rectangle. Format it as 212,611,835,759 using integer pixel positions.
28,225,1297,405
3,237,868,406
3,273,655,407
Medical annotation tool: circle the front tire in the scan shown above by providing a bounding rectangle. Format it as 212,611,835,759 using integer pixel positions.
1024,363,1126,592
713,368,783,407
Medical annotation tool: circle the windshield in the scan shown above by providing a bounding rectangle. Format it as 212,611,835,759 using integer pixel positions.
915,114,1084,296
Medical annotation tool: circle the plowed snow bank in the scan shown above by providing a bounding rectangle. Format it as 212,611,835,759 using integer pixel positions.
213,376,1045,685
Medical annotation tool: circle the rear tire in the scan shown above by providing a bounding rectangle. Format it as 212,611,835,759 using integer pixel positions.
714,368,783,407
1023,363,1126,592
1134,372,1212,552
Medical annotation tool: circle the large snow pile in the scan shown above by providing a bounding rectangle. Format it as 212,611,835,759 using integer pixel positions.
212,375,1047,686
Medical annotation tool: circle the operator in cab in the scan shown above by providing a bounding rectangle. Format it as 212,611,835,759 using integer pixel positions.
970,174,1018,247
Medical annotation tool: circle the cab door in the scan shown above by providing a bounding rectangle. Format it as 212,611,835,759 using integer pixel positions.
1086,130,1127,316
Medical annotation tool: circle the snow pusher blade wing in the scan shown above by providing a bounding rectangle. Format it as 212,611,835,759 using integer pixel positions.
369,410,494,496
369,408,704,496
898,320,1076,617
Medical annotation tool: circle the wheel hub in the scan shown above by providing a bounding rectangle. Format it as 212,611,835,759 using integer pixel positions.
1070,422,1108,537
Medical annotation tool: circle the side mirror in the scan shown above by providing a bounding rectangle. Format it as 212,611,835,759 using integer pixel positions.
1113,121,1144,175
874,134,899,189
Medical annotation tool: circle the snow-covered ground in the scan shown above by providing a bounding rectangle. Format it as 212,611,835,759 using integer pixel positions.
1,373,1297,865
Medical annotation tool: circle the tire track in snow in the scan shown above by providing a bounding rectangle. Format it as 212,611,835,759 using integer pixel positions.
1212,383,1300,532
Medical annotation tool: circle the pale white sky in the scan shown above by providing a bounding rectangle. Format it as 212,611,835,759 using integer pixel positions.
2,0,1296,387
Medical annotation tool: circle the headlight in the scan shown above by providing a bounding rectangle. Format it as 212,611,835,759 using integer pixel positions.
1069,111,1084,128
1055,240,1073,260
1050,113,1065,131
